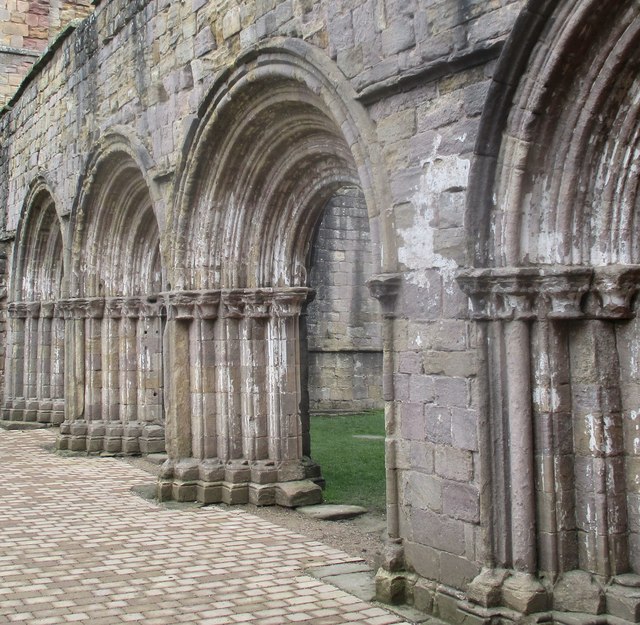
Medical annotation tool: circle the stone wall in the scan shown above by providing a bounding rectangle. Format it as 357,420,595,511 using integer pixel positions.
0,0,93,106
307,187,382,413
3,1,640,624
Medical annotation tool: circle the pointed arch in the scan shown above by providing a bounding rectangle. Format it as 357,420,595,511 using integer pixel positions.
2,175,66,426
11,176,65,303
170,37,396,290
70,130,166,297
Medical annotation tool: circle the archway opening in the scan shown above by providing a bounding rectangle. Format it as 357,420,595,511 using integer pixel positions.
304,185,385,511
58,150,166,455
165,50,392,508
3,188,65,426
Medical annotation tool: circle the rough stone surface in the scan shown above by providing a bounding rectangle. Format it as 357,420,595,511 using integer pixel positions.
297,504,369,520
275,480,323,508
1,1,640,624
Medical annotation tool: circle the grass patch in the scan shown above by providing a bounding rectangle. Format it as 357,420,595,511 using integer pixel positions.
310,410,386,512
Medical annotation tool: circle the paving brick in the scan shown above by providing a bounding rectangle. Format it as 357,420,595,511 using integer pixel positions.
0,429,406,625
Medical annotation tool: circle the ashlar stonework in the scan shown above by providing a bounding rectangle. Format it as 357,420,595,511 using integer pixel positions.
2,0,640,623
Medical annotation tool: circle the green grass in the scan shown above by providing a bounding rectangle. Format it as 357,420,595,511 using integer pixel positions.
310,410,386,512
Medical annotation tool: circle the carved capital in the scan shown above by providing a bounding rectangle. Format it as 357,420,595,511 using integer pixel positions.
164,291,198,321
366,273,402,316
194,291,221,320
139,297,164,319
241,290,272,319
542,270,592,319
7,302,29,319
84,298,105,319
55,299,77,319
222,291,245,319
592,265,640,320
457,266,593,321
39,302,55,319
104,298,124,319
55,298,104,319
271,288,310,318
25,301,41,318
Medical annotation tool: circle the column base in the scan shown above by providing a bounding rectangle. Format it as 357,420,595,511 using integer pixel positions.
387,567,640,625
157,457,323,508
55,420,166,456
607,575,640,622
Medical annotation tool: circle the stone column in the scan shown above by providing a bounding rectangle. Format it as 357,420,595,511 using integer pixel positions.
50,304,65,424
188,292,220,460
267,288,309,480
123,298,147,454
219,292,244,462
84,298,104,421
5,302,27,420
36,302,54,423
367,274,402,540
163,292,194,460
23,301,40,421
195,293,220,459
103,299,122,452
570,320,628,578
119,298,140,425
531,319,577,579
84,299,106,452
138,299,166,455
58,299,87,451
504,315,537,572
240,291,271,462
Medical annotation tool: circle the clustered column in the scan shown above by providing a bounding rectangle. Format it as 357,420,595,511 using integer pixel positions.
57,296,166,454
2,300,65,425
459,266,640,619
159,287,322,507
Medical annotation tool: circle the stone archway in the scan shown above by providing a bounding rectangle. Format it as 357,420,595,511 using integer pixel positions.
57,136,166,456
160,40,395,508
458,0,640,618
2,179,65,426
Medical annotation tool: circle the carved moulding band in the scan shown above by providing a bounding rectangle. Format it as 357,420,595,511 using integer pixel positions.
456,265,640,321
163,288,313,322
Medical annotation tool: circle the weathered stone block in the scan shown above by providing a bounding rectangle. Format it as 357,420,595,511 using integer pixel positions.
196,481,223,504
249,483,276,506
375,568,406,605
553,570,605,614
221,483,249,505
501,573,548,615
172,481,197,502
274,480,322,507
607,580,640,623
467,568,509,608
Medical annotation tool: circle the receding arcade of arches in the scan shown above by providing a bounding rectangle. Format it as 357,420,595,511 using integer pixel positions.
2,185,65,426
56,149,166,456
457,0,640,618
158,48,391,507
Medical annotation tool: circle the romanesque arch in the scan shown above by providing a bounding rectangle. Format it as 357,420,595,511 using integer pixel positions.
2,178,65,426
56,134,166,456
159,40,395,507
459,0,640,618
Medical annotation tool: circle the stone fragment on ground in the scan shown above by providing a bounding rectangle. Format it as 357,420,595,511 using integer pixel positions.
275,479,323,507
298,503,369,520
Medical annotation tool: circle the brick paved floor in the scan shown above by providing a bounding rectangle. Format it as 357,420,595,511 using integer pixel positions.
0,429,409,625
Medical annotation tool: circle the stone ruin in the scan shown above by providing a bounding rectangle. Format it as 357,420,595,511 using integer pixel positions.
2,0,640,623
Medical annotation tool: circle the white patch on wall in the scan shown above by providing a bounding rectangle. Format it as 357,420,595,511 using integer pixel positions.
398,143,469,293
